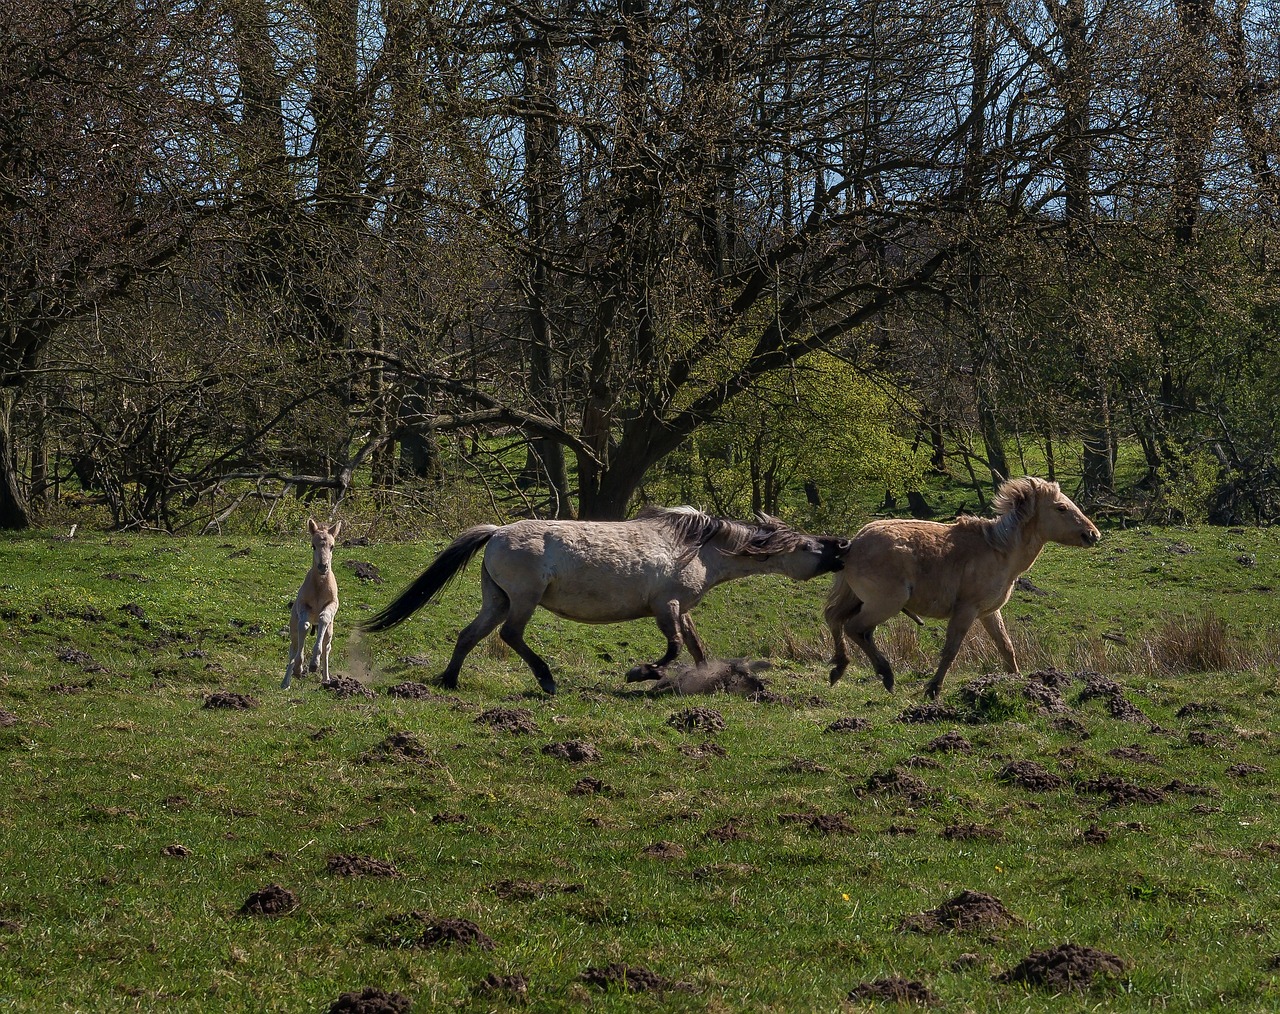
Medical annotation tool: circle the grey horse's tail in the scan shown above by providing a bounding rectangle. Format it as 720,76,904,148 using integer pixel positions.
360,525,498,633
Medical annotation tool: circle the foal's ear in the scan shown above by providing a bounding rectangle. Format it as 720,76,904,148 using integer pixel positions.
308,517,320,535
330,521,343,540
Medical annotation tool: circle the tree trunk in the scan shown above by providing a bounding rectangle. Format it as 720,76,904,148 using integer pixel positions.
0,388,31,529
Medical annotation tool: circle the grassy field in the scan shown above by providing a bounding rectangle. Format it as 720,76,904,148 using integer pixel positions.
1,519,1279,1012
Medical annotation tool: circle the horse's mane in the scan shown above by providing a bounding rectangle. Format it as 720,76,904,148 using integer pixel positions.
635,505,806,560
981,476,1060,550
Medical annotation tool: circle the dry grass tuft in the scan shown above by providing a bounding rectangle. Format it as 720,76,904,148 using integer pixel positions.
1137,614,1254,675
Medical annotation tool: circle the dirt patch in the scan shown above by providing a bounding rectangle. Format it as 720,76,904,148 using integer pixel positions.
327,854,400,878
0,709,16,727
1176,701,1224,720
666,707,726,734
343,560,383,583
328,987,411,1013
706,818,748,842
997,760,1066,791
825,716,871,734
900,889,1021,933
473,974,529,1002
779,812,856,835
1074,775,1167,806
238,884,298,916
581,963,694,994
202,691,259,710
633,657,768,696
475,707,541,735
1227,763,1265,778
162,844,191,857
898,702,962,724
924,731,972,753
385,682,451,701
1077,673,1150,724
569,776,611,796
364,911,495,951
859,766,932,803
358,731,437,765
542,740,601,762
1107,745,1161,764
1164,779,1217,797
779,757,829,774
942,823,1002,841
56,646,105,672
995,942,1127,990
642,840,686,860
846,976,938,1006
320,676,376,699
679,741,727,759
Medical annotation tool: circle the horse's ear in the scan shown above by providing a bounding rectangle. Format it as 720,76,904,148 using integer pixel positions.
331,521,343,539
308,517,319,534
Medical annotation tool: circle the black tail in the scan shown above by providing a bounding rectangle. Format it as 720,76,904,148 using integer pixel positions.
360,525,498,633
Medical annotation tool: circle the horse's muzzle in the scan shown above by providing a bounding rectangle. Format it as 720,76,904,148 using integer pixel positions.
1082,529,1102,547
819,538,851,572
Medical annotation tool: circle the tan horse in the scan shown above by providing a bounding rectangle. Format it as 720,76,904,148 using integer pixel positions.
826,477,1100,699
361,506,849,694
282,518,342,689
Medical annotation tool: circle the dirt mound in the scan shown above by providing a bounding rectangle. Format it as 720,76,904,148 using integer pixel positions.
343,560,383,583
473,973,528,1001
475,707,541,735
202,691,258,710
1077,673,1150,723
1107,745,1161,764
1074,775,1167,806
581,963,694,994
642,840,686,860
997,760,1066,791
1175,701,1224,720
238,884,297,916
779,757,829,774
542,740,601,762
0,709,16,727
706,818,748,842
364,911,494,950
860,766,932,803
825,716,871,734
779,812,855,835
666,707,726,734
898,703,961,724
632,657,767,696
385,682,450,701
924,731,972,753
358,731,436,765
56,646,105,672
328,987,411,1013
569,776,611,795
941,823,1002,841
679,741,728,759
900,890,1020,933
846,976,938,1005
326,854,400,878
995,942,1127,990
320,676,376,699
1164,779,1217,797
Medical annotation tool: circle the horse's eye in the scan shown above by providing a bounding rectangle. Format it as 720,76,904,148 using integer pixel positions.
1056,504,1068,512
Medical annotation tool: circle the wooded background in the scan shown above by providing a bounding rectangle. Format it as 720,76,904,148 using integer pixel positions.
3,0,1278,531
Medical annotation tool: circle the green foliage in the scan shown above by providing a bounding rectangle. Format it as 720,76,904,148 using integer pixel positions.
1157,449,1222,525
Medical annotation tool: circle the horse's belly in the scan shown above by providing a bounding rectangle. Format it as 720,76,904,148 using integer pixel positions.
538,585,653,623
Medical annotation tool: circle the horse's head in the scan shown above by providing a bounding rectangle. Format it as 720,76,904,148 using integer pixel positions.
997,478,1100,548
746,515,850,578
308,517,342,576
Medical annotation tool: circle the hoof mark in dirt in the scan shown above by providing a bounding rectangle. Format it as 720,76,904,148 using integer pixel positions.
569,776,611,795
997,760,1066,791
580,963,694,994
846,976,939,1005
320,676,376,699
900,889,1021,933
327,854,400,877
238,883,297,917
385,682,450,701
473,974,528,1001
203,691,258,710
898,703,961,724
343,560,383,583
328,987,411,1013
475,707,541,735
779,812,855,835
666,707,726,734
825,716,871,734
358,731,437,765
924,731,972,753
542,740,601,762
1074,775,1167,806
995,942,1127,990
364,912,494,951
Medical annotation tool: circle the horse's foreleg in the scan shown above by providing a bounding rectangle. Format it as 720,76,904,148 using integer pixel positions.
283,606,306,689
926,609,978,700
312,604,337,682
980,610,1018,674
648,601,684,669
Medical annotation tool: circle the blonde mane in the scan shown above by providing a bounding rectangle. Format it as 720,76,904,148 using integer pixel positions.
983,476,1060,551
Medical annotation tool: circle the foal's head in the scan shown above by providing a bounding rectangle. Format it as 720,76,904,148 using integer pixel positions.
993,477,1101,548
307,517,342,577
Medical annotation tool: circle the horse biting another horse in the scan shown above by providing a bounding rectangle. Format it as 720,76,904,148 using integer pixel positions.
283,518,342,689
825,477,1100,700
361,506,849,694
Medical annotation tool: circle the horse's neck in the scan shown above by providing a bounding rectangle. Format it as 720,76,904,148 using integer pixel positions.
300,567,339,608
1004,528,1047,575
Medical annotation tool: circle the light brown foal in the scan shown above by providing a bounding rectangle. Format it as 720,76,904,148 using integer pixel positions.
283,518,341,689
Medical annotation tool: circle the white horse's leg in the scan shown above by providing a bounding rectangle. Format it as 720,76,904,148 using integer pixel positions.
440,569,508,689
980,610,1018,673
312,603,338,681
679,613,707,665
650,600,685,668
283,604,306,689
926,606,979,700
499,594,556,694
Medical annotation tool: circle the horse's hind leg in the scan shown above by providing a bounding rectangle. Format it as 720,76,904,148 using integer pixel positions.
439,570,508,689
679,613,707,665
312,604,337,682
498,597,556,695
847,620,896,692
283,606,306,689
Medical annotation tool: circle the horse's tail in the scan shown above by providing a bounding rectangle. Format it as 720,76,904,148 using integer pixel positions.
360,525,499,633
823,573,860,627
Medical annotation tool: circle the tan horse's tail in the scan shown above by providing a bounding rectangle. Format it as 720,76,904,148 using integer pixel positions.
361,525,498,633
823,573,860,627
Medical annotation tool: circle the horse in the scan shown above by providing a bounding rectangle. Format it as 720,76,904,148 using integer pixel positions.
282,518,342,689
825,477,1100,700
360,506,849,694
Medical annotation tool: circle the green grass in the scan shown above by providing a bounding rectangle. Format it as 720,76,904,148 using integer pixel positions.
0,523,1279,1011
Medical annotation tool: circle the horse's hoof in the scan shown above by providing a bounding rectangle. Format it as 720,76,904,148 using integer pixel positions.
882,674,895,693
281,675,292,689
437,672,459,690
537,676,558,695
828,667,844,686
308,662,318,673
626,663,661,683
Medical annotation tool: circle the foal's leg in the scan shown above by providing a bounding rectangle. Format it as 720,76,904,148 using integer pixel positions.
925,607,979,700
282,603,306,689
312,603,338,682
439,570,508,690
980,610,1018,674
